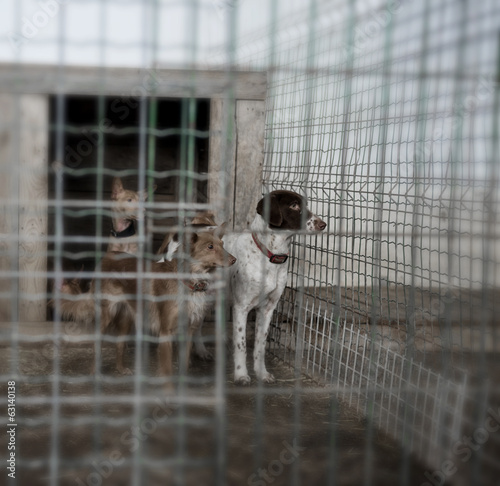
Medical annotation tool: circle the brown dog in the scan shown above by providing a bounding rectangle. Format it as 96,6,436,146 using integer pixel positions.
156,211,217,257
156,211,219,360
57,226,236,390
108,177,157,253
51,178,157,301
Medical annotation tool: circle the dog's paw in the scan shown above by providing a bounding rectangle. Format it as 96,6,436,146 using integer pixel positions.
195,346,214,361
234,374,252,386
258,371,276,384
118,367,133,376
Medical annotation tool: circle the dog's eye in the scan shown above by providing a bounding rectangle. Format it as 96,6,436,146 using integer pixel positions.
207,244,214,250
127,198,132,203
290,202,301,211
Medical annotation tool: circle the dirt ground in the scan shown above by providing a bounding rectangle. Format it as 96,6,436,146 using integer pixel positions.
0,328,433,486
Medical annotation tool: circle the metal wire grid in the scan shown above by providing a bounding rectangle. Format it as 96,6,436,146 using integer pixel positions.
1,96,229,485
244,0,500,483
2,15,230,486
269,303,467,471
259,2,500,347
1,0,499,485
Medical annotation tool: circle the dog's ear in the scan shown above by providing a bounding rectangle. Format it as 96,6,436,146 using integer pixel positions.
190,211,217,226
213,222,227,239
204,211,216,222
190,233,199,245
257,194,282,227
139,185,157,201
111,177,125,200
70,264,84,287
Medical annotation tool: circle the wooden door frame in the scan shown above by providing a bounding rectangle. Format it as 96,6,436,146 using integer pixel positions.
0,63,267,322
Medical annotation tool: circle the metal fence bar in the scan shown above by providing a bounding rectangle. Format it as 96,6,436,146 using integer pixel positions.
1,0,500,484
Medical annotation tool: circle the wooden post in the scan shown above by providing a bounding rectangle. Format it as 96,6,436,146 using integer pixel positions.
18,95,48,321
0,95,17,322
208,98,237,227
208,99,265,230
233,100,266,230
0,95,49,322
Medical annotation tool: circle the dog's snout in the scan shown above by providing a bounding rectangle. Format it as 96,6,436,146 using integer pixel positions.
307,215,327,232
228,255,237,266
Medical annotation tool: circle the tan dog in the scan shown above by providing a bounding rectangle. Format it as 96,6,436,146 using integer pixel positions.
59,272,83,296
157,211,218,360
108,177,157,253
156,211,217,256
51,178,157,301
57,226,236,390
48,272,83,313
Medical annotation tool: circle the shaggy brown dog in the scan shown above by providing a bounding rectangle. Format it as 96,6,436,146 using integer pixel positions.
57,226,236,390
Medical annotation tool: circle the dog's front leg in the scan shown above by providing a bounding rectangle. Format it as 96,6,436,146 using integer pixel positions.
108,302,133,375
117,305,135,376
182,317,202,373
193,324,213,361
91,299,113,375
158,333,175,393
157,303,176,394
233,305,251,385
253,303,278,384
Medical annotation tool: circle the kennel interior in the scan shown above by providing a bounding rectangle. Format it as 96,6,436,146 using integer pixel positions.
47,95,210,294
1,0,500,485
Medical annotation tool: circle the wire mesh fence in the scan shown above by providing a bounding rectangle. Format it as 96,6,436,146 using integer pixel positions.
0,0,499,485
257,0,500,484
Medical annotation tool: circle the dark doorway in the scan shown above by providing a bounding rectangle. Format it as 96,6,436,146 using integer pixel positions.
48,95,210,289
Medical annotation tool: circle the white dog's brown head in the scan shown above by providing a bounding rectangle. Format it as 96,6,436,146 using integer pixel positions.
256,190,326,232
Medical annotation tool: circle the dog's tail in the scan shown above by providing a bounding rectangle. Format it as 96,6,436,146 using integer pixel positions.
51,291,96,327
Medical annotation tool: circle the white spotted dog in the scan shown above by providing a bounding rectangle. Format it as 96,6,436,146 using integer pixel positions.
108,177,157,253
223,190,327,385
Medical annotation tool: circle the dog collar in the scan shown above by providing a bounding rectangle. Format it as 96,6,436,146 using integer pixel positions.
183,280,208,292
111,221,136,238
251,233,289,264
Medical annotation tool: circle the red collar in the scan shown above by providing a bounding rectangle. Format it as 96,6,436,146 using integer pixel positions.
251,233,289,264
182,280,208,292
